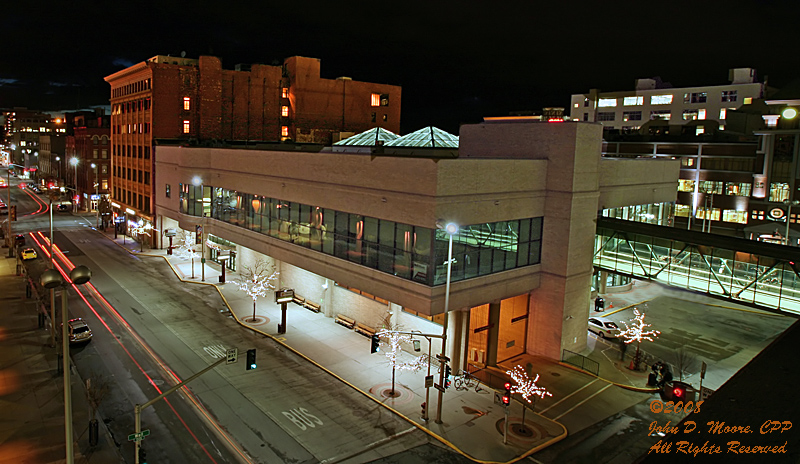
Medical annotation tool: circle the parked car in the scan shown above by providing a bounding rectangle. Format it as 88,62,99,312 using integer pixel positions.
63,318,92,344
588,317,620,339
14,234,25,247
56,204,70,212
20,247,37,260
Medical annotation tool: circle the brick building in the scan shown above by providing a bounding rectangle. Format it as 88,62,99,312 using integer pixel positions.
64,110,111,213
104,54,401,239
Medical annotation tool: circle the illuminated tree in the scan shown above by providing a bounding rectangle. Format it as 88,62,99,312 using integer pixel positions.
228,258,279,322
619,308,660,370
173,230,200,278
375,314,434,396
506,365,552,423
130,220,154,252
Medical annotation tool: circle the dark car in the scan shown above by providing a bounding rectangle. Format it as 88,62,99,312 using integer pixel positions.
56,204,70,212
14,234,25,247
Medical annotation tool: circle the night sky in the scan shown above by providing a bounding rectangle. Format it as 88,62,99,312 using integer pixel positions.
2,1,799,135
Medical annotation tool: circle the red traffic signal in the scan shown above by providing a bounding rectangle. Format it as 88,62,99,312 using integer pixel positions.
673,385,686,400
502,381,512,405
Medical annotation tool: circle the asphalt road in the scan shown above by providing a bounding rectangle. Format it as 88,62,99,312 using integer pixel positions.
11,175,434,463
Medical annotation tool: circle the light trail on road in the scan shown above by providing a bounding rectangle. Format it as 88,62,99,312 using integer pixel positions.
30,231,253,464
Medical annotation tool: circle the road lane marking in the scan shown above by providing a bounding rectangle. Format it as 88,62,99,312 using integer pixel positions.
539,378,598,414
552,383,613,421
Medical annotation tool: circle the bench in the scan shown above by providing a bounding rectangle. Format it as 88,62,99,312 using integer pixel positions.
355,322,376,338
303,300,321,313
292,294,305,306
335,314,356,330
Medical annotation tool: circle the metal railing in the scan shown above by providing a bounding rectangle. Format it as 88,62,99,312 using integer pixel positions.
562,349,600,376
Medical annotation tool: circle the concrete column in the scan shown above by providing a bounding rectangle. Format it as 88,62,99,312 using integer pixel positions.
447,310,468,372
323,279,334,318
599,270,608,293
388,302,402,328
485,302,501,368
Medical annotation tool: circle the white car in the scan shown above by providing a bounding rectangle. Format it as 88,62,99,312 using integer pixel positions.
588,317,620,339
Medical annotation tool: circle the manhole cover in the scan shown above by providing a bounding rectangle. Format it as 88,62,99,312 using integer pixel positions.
511,424,534,437
551,372,561,377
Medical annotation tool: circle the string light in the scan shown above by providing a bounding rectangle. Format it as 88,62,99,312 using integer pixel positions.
228,261,279,304
619,309,660,344
506,365,552,403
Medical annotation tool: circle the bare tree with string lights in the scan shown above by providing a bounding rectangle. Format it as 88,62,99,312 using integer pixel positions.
619,308,660,370
506,365,552,425
228,258,279,323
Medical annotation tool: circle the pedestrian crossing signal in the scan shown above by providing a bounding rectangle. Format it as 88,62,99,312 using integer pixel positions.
502,381,511,405
246,349,256,370
370,335,380,354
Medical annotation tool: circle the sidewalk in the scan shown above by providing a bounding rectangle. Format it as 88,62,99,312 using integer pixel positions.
0,250,123,463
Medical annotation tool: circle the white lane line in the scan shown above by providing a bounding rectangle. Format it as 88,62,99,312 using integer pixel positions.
552,383,613,421
539,378,599,414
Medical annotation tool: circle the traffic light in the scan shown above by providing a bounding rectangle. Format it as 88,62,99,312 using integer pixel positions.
370,334,380,353
246,349,256,370
444,364,452,389
195,224,202,244
502,382,512,406
672,383,687,402
421,402,427,416
138,447,147,463
10,205,16,221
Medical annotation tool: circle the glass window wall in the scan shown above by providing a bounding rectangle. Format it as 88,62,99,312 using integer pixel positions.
180,184,543,286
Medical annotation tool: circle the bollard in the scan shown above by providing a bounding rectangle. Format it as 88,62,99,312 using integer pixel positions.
89,419,99,446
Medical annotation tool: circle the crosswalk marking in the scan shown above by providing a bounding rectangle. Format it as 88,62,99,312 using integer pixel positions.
203,344,227,358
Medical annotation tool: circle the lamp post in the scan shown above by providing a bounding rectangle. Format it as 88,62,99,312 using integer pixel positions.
435,222,458,424
40,265,93,464
55,156,61,186
6,161,26,257
784,200,799,246
192,176,206,281
91,163,99,228
69,157,78,212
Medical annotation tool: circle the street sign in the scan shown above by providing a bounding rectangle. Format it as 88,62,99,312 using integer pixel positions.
127,429,150,441
226,348,238,364
700,386,715,401
275,288,295,303
434,383,445,393
425,375,434,388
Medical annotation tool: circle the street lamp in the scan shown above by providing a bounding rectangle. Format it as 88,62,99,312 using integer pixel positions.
192,176,206,281
784,200,799,246
69,157,78,212
435,222,458,424
91,163,99,228
40,265,92,464
5,162,26,257
55,156,61,185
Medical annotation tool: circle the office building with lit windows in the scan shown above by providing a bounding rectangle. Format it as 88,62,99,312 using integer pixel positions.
104,54,401,238
570,68,765,135
4,108,62,171
154,120,679,369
